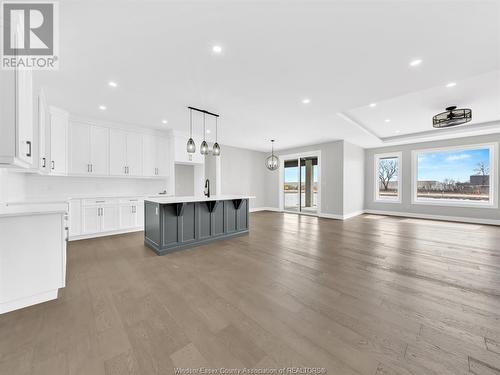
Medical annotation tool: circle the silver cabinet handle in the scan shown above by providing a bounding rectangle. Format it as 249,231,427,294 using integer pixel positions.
51,161,55,170
42,157,46,168
26,141,31,157
87,164,90,172
91,164,93,173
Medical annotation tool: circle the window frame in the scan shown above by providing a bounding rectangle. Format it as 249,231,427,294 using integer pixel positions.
411,143,497,209
374,152,402,203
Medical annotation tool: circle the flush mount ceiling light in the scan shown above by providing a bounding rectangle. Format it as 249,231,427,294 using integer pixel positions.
433,106,472,128
265,140,279,171
302,98,311,104
446,82,457,88
409,59,422,67
162,119,168,124
212,45,222,54
99,105,107,111
108,81,118,88
384,119,391,123
369,103,377,108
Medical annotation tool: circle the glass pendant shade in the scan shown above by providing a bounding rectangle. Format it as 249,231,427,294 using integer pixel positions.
200,140,209,155
186,137,196,153
212,142,221,156
265,154,280,171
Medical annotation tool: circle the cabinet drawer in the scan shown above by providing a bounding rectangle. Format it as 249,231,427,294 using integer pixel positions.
82,198,119,207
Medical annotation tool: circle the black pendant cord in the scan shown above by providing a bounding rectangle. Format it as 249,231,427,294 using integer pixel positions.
189,109,193,137
203,113,206,141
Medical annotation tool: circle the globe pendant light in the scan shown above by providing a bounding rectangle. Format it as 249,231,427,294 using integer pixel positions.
186,108,196,153
200,113,209,155
265,139,279,171
212,116,221,156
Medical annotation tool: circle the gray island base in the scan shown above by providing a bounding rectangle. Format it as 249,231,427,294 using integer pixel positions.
144,196,252,255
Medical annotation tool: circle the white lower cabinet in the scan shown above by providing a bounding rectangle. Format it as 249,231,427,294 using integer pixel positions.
71,197,145,239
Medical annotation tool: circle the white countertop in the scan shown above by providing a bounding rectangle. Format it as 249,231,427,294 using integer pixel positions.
0,202,68,218
145,195,255,204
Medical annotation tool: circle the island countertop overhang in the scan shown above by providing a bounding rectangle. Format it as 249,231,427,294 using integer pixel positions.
145,195,255,204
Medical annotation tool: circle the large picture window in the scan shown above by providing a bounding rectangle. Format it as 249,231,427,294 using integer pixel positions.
413,143,496,207
374,153,401,202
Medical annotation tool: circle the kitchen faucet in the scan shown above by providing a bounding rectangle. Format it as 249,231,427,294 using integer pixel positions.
204,179,210,198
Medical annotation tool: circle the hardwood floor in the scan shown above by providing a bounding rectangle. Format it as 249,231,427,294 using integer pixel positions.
1,212,500,374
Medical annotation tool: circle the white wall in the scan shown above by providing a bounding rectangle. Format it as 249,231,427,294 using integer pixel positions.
365,133,500,223
219,145,277,209
343,141,365,216
175,164,195,196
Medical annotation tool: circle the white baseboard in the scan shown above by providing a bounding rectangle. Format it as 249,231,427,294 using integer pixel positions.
364,209,500,226
0,289,58,314
250,207,282,213
69,227,143,241
318,210,364,220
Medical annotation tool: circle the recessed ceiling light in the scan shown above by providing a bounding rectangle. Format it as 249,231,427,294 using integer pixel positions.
409,59,422,67
302,98,311,104
369,103,377,108
395,130,401,134
385,119,391,123
108,81,118,88
99,105,107,111
161,119,168,124
212,45,222,54
206,129,211,134
446,82,457,88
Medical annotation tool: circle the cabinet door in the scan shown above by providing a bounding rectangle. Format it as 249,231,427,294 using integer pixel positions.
38,91,49,173
82,206,100,234
142,134,156,177
50,110,68,175
156,137,170,177
69,122,90,175
102,205,120,232
109,129,127,176
89,125,109,175
119,205,136,229
16,68,33,165
126,132,143,176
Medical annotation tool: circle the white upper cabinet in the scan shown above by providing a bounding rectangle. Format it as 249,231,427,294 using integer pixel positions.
173,131,204,165
38,90,49,173
156,137,170,177
49,107,68,175
126,132,143,176
109,129,143,177
69,121,109,176
0,66,34,168
142,135,169,177
109,129,127,176
142,134,157,177
90,125,109,175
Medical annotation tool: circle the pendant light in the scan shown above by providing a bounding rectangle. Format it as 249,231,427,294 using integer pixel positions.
186,108,196,153
200,113,209,155
212,116,221,156
265,140,279,171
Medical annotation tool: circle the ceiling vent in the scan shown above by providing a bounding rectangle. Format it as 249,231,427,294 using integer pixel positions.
432,106,472,128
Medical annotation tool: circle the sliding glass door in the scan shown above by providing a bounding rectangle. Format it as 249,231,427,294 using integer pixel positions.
283,157,318,214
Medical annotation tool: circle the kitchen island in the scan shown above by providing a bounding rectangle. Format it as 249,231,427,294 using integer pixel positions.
144,195,254,255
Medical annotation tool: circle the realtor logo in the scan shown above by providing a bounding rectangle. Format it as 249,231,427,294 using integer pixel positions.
1,1,59,69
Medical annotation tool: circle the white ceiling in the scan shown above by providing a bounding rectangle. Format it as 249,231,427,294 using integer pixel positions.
37,0,500,151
